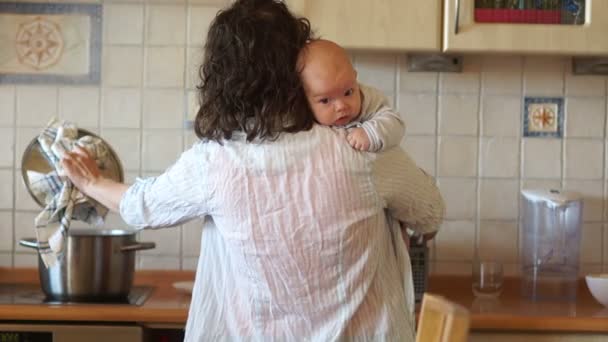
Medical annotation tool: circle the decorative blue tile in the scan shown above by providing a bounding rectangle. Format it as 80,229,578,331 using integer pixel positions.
0,2,101,85
523,97,564,138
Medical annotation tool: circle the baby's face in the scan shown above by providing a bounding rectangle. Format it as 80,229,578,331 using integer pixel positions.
301,63,362,127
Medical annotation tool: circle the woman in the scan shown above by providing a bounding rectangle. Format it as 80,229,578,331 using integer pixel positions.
61,0,444,340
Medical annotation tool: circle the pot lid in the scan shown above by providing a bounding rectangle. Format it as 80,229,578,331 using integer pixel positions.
20,128,124,208
521,189,582,207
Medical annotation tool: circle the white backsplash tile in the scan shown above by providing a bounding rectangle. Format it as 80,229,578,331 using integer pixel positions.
480,137,520,178
145,46,185,88
188,5,223,47
437,178,476,220
565,74,607,97
523,56,567,73
479,179,519,220
438,94,479,136
15,127,43,168
478,220,518,262
146,4,187,45
0,86,15,126
14,211,37,253
16,87,57,127
581,223,603,263
186,47,204,89
481,95,521,137
143,89,185,129
482,71,523,96
137,255,180,270
522,179,562,191
58,87,100,127
14,172,38,211
0,253,11,267
399,59,438,93
399,93,437,135
439,72,480,95
0,170,13,210
402,136,436,176
438,136,478,177
142,129,183,171
103,4,144,45
102,46,144,87
522,138,562,179
99,128,141,171
101,88,142,128
13,253,37,268
182,257,198,270
0,212,12,252
354,52,396,95
140,227,181,256
563,180,604,222
435,220,475,261
0,128,14,168
524,72,565,96
565,97,606,138
564,139,604,180
182,218,204,257
187,90,200,122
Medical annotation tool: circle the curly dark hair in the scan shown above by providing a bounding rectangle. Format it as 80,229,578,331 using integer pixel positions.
194,0,315,142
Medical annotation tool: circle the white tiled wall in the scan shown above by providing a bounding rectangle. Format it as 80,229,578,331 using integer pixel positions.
1,1,608,276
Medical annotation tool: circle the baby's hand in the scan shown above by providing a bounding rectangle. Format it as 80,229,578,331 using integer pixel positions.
346,127,371,151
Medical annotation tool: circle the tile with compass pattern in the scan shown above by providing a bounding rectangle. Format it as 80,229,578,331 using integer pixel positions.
523,96,564,138
0,2,101,84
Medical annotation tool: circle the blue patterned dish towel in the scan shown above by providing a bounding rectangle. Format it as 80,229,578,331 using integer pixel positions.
28,119,111,268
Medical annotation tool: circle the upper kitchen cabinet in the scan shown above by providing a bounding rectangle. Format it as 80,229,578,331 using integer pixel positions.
286,0,441,51
443,0,608,55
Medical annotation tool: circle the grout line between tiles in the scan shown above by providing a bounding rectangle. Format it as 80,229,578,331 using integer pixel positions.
474,57,483,263
432,70,440,265
136,1,147,270
602,78,608,270
11,86,17,268
178,1,190,271
517,56,526,268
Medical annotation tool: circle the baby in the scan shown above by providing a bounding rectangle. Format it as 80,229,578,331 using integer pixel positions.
298,40,438,247
298,39,405,152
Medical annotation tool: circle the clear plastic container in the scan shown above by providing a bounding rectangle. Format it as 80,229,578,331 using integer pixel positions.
520,189,583,301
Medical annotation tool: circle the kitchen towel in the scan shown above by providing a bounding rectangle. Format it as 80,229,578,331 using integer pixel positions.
31,119,110,268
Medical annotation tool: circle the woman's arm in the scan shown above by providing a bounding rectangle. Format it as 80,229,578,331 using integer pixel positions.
61,146,129,212
373,147,444,235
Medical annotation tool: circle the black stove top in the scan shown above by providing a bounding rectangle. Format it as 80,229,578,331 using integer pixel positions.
0,283,153,306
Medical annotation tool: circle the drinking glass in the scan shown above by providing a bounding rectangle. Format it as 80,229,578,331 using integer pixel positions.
472,260,504,298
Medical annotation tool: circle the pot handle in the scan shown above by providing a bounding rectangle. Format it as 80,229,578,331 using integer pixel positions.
121,242,156,253
19,238,39,249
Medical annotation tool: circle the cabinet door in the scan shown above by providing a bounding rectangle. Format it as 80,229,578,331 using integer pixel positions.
443,0,608,55
286,0,441,51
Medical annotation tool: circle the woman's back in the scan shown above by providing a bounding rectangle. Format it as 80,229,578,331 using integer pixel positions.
178,125,415,341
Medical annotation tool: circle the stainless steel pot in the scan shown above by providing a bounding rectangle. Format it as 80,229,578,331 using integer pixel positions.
19,229,155,302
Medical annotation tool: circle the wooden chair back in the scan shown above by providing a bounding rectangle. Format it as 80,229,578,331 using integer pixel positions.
415,293,471,342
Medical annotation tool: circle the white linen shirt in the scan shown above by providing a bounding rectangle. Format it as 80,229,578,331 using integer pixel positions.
119,125,443,341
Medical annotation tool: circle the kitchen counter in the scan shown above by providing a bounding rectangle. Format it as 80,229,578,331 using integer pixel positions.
428,275,608,333
0,268,194,324
2,268,608,334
